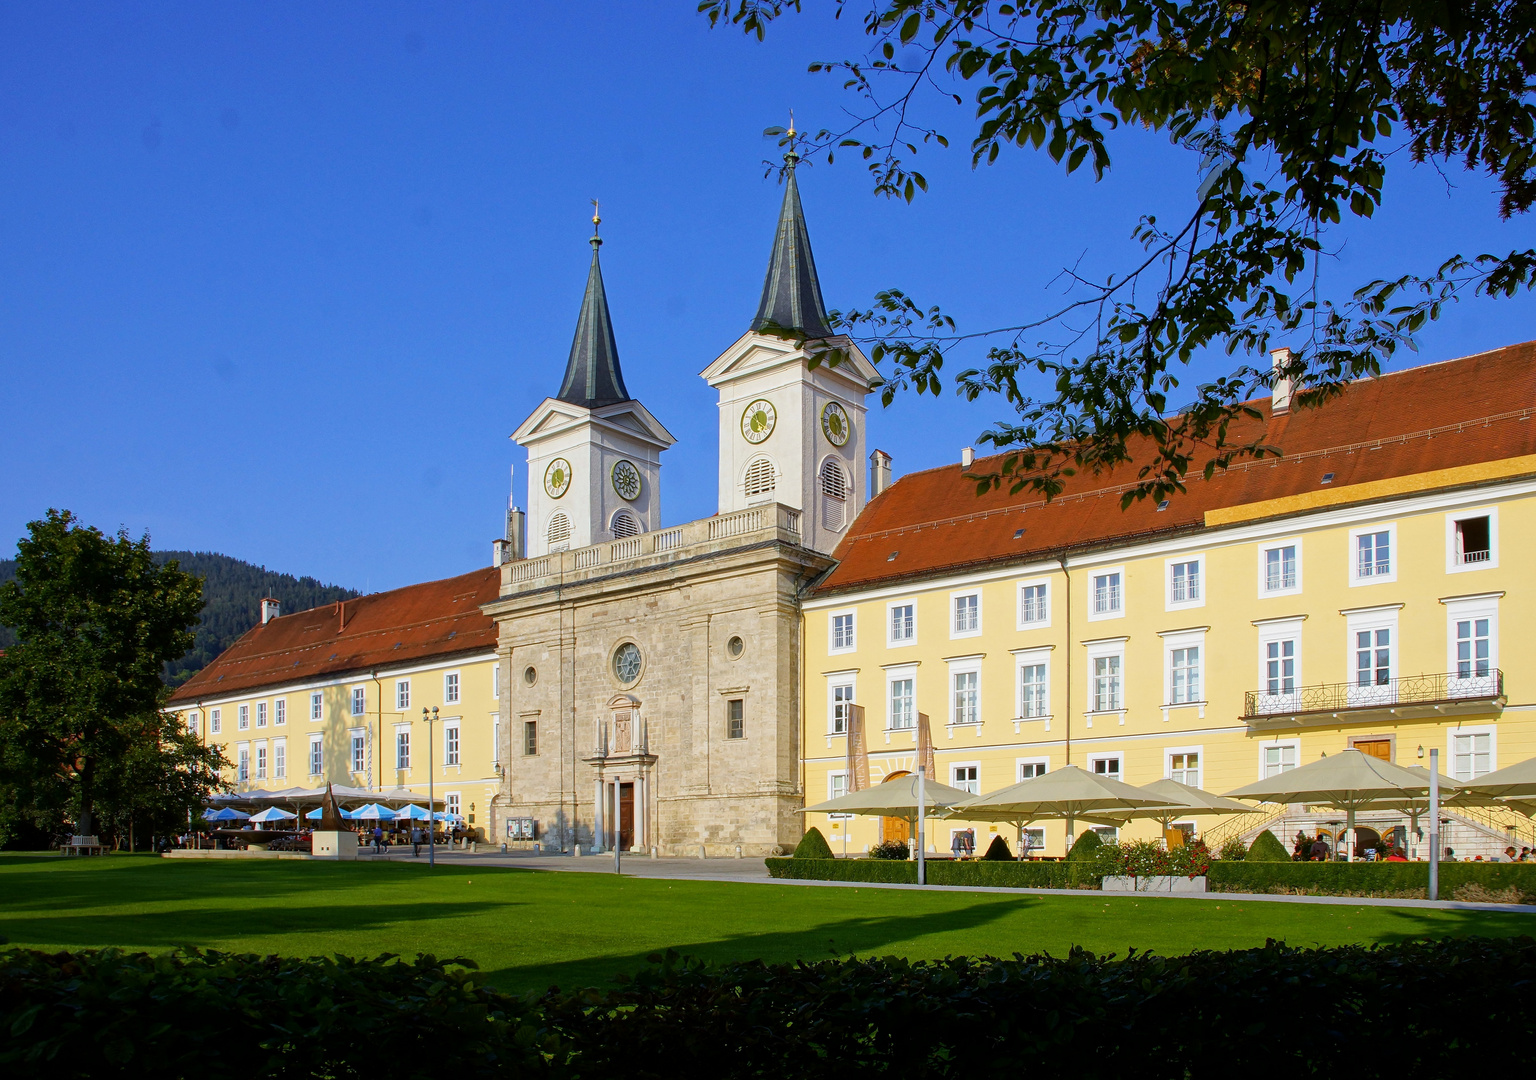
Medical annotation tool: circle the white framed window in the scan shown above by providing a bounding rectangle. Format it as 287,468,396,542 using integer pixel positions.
1088,568,1125,620
1166,746,1201,786
828,679,855,734
743,455,777,501
308,735,324,776
1084,639,1126,714
1014,648,1050,720
949,660,980,726
238,705,249,731
1258,540,1302,597
1022,827,1046,853
1160,628,1207,708
351,687,365,716
255,742,267,780
210,708,221,734
186,712,200,736
444,671,461,704
237,743,250,782
1166,555,1205,613
1260,740,1299,779
350,730,366,774
1017,579,1050,628
274,699,286,726
396,680,410,711
828,770,849,801
830,611,856,652
273,738,286,780
445,792,461,821
1446,507,1498,573
1092,826,1120,843
951,590,981,638
1345,606,1399,705
444,722,461,766
396,728,411,770
886,666,916,730
1017,757,1049,781
1444,594,1500,695
887,601,916,646
1449,726,1496,781
1350,524,1397,585
310,692,323,721
952,763,980,795
1089,754,1123,780
492,663,501,700
1253,616,1305,713
256,702,267,728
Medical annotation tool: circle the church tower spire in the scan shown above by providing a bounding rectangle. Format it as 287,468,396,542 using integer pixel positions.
556,202,631,408
750,122,832,341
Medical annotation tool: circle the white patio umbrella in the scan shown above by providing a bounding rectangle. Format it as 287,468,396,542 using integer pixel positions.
1461,755,1536,799
803,773,975,857
1108,778,1261,833
349,803,398,820
1224,749,1428,860
395,804,434,820
951,765,1182,847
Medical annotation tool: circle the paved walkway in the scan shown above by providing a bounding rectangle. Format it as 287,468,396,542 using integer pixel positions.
405,849,1536,912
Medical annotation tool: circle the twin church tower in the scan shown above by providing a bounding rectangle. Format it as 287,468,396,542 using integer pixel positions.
508,150,882,561
486,149,885,857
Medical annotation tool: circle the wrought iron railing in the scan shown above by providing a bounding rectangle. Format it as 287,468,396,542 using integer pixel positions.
1244,669,1503,720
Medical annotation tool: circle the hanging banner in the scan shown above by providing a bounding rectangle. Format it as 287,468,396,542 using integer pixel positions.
917,712,936,781
846,704,869,792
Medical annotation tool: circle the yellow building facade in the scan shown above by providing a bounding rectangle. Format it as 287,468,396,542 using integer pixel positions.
801,344,1536,859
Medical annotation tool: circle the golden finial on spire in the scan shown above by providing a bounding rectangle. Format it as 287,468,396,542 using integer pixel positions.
784,110,801,168
589,198,602,249
787,109,796,139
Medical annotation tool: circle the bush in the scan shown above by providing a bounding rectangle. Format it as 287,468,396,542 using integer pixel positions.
1066,830,1102,860
981,834,1012,860
1209,860,1536,901
1218,837,1248,861
867,839,910,860
1246,829,1291,862
1098,839,1212,879
792,827,834,860
765,857,915,884
766,858,1092,889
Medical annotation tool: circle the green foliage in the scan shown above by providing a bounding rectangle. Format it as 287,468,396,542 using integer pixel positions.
1097,839,1212,879
1246,829,1293,862
1209,860,1536,902
1066,829,1102,860
1218,837,1249,861
702,0,1536,503
791,826,834,860
0,511,224,847
0,549,357,684
769,856,1090,888
866,839,910,860
981,833,1012,860
766,857,916,884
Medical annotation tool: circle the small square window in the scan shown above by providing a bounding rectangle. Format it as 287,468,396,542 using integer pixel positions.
310,692,323,721
210,708,221,734
952,593,979,635
1091,572,1123,616
445,672,461,704
1018,582,1049,626
889,603,915,644
1169,560,1201,604
351,688,365,716
831,613,856,651
274,699,286,726
727,699,745,739
396,680,410,711
1261,542,1301,595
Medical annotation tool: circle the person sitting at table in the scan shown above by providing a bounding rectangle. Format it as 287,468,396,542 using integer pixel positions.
1505,846,1519,862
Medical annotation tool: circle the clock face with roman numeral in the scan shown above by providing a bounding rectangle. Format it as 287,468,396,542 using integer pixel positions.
544,458,572,499
741,399,776,444
821,401,851,446
611,459,642,501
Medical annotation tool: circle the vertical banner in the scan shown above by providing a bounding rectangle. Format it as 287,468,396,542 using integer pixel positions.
846,704,869,792
916,711,936,782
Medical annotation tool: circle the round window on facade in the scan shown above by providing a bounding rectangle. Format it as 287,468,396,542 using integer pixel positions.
613,642,643,685
726,635,745,659
523,666,538,687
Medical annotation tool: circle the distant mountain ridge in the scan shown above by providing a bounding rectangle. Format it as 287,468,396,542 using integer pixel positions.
0,551,360,685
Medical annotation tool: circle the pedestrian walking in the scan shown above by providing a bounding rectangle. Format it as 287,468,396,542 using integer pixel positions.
371,825,384,854
411,826,423,857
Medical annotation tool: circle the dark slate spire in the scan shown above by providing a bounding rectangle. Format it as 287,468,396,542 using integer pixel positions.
751,135,832,341
556,206,631,409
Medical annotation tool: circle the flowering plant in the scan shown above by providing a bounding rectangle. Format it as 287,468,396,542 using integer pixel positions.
1097,838,1212,879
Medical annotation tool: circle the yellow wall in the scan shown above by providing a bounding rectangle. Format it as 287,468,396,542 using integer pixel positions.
802,480,1536,857
174,653,503,837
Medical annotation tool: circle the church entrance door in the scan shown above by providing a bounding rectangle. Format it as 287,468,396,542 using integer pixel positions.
619,783,634,851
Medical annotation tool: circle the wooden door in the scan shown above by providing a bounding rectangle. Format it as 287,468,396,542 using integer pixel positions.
880,770,911,845
619,783,634,851
1354,738,1392,762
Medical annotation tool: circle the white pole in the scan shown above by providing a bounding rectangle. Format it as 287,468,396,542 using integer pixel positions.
614,780,622,875
1344,806,1355,862
1428,749,1441,900
916,767,926,886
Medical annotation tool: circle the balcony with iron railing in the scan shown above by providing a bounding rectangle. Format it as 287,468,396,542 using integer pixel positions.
1244,669,1505,729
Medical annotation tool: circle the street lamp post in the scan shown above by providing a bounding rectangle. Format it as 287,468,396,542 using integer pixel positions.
422,706,438,869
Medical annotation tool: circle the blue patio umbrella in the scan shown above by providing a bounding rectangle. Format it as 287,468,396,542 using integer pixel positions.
248,807,297,825
395,804,434,820
304,806,355,821
204,807,249,822
349,803,398,821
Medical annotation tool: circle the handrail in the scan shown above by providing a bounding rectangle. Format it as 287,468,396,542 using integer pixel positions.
1244,669,1503,720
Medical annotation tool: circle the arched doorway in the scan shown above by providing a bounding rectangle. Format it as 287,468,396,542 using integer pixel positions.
880,771,911,844
1354,826,1383,860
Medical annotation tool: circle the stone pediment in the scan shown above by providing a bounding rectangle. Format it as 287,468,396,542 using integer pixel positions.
700,331,880,391
512,397,675,450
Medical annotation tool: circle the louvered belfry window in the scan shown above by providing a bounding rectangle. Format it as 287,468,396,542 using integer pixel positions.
612,510,640,539
744,456,776,501
820,458,847,529
547,512,572,550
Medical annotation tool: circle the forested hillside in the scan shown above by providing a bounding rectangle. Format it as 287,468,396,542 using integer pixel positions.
0,551,359,685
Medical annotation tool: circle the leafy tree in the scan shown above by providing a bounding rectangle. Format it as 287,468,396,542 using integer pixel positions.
703,0,1536,503
0,510,222,845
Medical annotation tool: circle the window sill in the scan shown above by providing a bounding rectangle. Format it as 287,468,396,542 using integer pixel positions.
1161,701,1208,721
1010,714,1053,733
1083,709,1126,728
946,721,984,740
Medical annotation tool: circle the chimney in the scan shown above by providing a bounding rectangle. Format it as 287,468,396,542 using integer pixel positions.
869,449,892,496
260,598,281,625
1270,347,1294,416
961,446,975,468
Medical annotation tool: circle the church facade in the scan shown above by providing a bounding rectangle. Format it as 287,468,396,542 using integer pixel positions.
485,156,881,855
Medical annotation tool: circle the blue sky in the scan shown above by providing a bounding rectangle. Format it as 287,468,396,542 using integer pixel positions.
2,3,1531,592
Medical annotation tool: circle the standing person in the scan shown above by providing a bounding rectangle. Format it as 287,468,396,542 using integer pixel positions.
371,824,384,855
950,832,964,860
411,826,423,857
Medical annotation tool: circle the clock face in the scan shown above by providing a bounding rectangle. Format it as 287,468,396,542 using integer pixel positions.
741,399,777,444
821,401,851,446
544,458,572,499
611,459,642,502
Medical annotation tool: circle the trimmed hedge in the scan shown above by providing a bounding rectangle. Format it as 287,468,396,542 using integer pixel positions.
1246,828,1292,861
1209,860,1536,901
981,834,1012,860
766,858,1094,889
765,857,916,884
791,827,834,860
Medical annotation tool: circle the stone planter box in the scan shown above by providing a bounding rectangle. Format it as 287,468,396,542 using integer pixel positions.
1102,874,1207,894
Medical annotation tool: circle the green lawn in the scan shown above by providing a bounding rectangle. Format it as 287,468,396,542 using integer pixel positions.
2,854,1531,992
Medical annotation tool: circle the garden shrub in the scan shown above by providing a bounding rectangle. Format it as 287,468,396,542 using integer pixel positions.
1097,839,1212,879
766,858,1089,888
764,858,915,883
1246,829,1291,861
1218,837,1248,861
981,834,1012,860
1208,860,1536,901
792,827,834,860
1065,830,1101,860
867,839,910,860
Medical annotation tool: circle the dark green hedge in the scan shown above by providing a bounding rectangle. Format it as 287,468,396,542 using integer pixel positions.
791,827,834,860
766,858,1099,889
765,857,916,883
1208,860,1536,901
7,939,1536,1077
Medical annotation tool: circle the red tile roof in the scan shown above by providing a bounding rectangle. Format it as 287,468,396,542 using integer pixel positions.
815,340,1536,596
168,566,501,703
